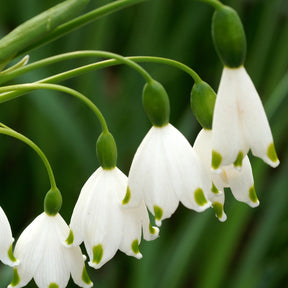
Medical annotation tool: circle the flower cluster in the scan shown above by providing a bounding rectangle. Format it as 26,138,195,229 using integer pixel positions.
1,45,280,288
0,1,281,288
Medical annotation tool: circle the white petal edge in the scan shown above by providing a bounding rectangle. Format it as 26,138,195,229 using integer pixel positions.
0,206,19,266
237,66,279,168
225,156,259,208
212,67,248,170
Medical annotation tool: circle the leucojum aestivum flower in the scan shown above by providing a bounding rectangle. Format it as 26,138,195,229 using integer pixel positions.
0,0,281,287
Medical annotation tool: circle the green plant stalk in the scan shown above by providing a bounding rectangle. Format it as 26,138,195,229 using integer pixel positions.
265,71,288,119
0,51,153,85
15,0,148,57
0,53,202,85
0,0,90,65
0,83,109,134
0,124,57,191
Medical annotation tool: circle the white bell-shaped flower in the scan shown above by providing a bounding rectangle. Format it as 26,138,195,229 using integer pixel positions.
124,123,211,226
67,167,159,269
8,212,92,288
0,206,19,266
194,129,259,217
211,66,279,172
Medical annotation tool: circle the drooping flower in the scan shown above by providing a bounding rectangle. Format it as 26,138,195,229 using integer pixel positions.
67,166,159,269
194,128,259,219
0,206,19,266
8,212,92,288
124,123,211,226
211,66,279,172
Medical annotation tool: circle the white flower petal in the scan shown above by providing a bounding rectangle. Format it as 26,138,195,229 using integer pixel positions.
119,200,159,258
34,242,70,288
212,67,249,171
128,125,180,224
12,214,46,288
225,156,259,207
237,66,279,167
0,206,18,266
66,248,93,288
161,126,211,212
69,168,104,247
125,128,156,208
138,201,159,242
193,129,227,221
194,129,227,193
209,190,227,222
81,168,123,269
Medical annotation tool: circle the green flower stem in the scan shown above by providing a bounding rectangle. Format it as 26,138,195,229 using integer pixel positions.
0,124,57,191
16,0,147,57
0,53,201,85
39,56,201,85
0,51,153,85
0,83,109,134
197,0,224,10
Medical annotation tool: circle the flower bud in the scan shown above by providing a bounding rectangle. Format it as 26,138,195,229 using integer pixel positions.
142,80,170,127
190,81,216,130
96,132,117,169
44,188,62,215
212,6,246,68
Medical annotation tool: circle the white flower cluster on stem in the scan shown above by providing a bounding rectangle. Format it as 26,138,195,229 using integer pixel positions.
1,65,279,288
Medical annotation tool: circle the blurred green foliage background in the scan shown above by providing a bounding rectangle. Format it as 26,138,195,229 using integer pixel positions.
0,0,288,287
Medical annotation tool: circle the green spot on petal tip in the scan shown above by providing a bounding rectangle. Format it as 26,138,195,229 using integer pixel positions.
122,186,131,205
212,202,223,219
211,183,219,194
233,151,244,167
10,268,20,286
267,143,279,164
149,223,156,234
212,150,222,170
194,188,208,206
92,244,103,264
82,266,92,285
249,185,258,203
66,229,74,245
8,244,17,262
49,284,59,288
154,205,163,221
131,239,140,254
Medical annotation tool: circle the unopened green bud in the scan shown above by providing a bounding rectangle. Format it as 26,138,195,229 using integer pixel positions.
96,132,117,169
212,6,246,67
142,80,170,127
44,188,62,216
190,81,216,130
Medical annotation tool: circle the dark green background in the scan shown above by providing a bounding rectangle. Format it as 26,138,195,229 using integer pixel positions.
0,0,288,287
